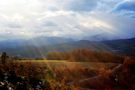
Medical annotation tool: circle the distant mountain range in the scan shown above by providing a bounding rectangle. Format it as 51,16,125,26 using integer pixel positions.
102,38,135,55
0,36,135,58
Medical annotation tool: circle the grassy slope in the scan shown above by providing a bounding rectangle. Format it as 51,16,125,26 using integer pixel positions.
18,60,118,69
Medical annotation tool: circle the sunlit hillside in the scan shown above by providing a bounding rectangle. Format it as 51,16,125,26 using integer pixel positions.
0,50,135,89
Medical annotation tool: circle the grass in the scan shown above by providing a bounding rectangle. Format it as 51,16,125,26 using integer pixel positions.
18,59,118,69
0,59,119,89
17,60,118,84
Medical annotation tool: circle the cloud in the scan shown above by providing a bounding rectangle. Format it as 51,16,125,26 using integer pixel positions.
114,0,135,12
41,21,57,27
100,13,135,38
65,0,98,12
111,0,135,18
0,0,134,40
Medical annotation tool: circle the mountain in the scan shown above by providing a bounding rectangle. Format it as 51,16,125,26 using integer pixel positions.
0,37,74,58
0,36,74,48
102,38,135,55
83,33,121,41
0,37,135,58
31,36,74,46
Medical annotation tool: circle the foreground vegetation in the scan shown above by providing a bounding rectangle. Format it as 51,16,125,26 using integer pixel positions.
0,49,135,89
0,60,118,90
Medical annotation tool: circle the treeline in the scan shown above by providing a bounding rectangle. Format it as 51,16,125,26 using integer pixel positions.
46,49,124,63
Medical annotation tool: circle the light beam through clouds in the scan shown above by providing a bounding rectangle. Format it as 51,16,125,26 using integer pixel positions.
0,0,134,40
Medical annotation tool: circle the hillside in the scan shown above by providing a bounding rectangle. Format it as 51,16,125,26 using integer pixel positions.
0,37,135,58
103,38,135,55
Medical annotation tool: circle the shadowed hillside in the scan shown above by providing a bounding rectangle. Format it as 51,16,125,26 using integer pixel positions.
0,37,135,58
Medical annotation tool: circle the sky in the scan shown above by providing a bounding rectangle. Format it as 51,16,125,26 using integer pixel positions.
0,0,135,40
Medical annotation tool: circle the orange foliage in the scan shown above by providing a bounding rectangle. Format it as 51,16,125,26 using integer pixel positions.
47,49,124,63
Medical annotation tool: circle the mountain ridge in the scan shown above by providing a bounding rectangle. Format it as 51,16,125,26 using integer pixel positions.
0,37,134,58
